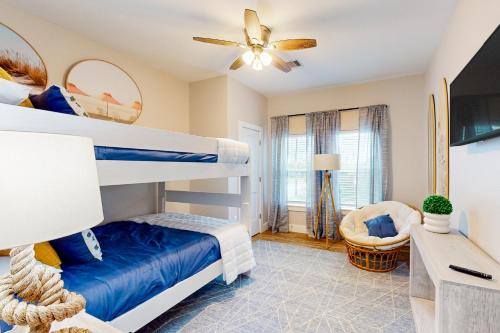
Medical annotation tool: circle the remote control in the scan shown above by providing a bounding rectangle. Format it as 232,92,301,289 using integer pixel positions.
449,265,492,280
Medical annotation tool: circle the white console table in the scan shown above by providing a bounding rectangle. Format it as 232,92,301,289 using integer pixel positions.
410,224,500,333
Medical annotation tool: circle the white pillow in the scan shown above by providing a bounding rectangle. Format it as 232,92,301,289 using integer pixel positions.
82,229,103,261
0,78,31,105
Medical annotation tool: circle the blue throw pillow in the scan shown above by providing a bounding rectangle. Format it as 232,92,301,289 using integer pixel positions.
364,214,398,238
50,229,102,265
29,85,85,116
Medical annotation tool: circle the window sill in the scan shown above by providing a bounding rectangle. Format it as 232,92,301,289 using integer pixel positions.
288,205,353,215
288,204,306,212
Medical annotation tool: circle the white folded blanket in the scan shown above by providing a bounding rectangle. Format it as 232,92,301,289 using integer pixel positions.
129,212,256,285
217,138,250,164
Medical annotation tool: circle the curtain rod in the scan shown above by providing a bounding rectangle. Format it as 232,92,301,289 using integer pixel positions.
287,107,360,118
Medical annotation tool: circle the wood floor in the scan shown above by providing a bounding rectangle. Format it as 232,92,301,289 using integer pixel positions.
252,230,347,252
252,230,410,264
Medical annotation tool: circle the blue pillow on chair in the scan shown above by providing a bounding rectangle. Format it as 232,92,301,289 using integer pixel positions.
364,214,398,238
50,229,102,265
29,85,85,116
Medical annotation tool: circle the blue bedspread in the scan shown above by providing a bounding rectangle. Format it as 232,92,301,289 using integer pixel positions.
94,146,218,163
60,221,221,322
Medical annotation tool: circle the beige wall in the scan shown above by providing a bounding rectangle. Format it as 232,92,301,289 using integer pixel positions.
424,0,500,262
189,76,268,221
189,76,229,218
227,78,268,224
227,78,267,140
0,3,189,133
189,76,228,137
0,3,191,218
268,75,426,231
269,74,426,201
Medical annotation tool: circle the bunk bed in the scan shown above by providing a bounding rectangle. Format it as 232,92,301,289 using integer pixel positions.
0,103,256,332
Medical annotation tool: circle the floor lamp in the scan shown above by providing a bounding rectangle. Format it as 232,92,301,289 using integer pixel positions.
313,153,341,247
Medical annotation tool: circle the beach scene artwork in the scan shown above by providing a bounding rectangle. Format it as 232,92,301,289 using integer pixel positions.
0,24,48,94
65,60,142,124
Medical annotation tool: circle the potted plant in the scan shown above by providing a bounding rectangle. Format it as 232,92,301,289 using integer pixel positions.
422,195,453,233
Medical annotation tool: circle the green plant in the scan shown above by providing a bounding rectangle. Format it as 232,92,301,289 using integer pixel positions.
423,195,453,215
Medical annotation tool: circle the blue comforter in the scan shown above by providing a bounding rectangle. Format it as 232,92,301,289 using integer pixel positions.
0,221,220,330
61,221,221,321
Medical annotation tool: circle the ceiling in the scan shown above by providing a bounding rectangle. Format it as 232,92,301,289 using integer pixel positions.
7,0,457,95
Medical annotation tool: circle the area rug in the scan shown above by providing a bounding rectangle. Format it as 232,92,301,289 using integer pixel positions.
138,240,415,333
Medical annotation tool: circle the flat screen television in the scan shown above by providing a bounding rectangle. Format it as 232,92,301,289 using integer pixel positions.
450,25,500,146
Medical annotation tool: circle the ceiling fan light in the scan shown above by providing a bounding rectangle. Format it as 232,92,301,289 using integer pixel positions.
242,50,255,65
260,52,272,66
252,59,263,71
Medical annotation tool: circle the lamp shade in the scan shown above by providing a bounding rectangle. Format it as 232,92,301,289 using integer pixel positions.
0,131,103,249
313,153,341,171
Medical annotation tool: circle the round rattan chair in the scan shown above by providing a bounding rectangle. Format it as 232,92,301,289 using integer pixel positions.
340,201,421,272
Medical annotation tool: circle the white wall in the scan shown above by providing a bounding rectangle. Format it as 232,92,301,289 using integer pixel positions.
268,75,427,231
0,3,191,218
424,0,500,262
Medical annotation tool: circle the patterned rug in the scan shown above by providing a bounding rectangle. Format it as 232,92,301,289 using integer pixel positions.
138,240,415,333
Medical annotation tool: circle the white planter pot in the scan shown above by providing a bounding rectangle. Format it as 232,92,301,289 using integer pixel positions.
423,212,451,233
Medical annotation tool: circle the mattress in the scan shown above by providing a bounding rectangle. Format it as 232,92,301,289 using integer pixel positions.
94,146,218,163
60,221,221,322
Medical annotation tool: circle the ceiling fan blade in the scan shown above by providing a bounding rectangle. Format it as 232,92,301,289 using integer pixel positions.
270,39,317,51
243,28,252,46
244,9,262,43
229,56,245,70
193,37,244,48
271,54,291,73
261,25,271,47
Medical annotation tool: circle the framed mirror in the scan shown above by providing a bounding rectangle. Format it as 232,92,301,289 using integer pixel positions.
428,94,436,194
437,78,450,198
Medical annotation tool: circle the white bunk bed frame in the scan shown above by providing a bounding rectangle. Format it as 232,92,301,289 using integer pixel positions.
0,104,252,332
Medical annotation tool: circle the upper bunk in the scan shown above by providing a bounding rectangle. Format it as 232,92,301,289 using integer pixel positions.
0,103,250,186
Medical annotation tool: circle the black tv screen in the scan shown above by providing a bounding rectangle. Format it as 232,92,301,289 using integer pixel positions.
450,25,500,146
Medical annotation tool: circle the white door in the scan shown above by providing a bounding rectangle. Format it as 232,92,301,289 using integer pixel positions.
239,123,263,236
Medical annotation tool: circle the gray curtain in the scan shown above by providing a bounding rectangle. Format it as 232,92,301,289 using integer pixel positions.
305,111,342,240
357,104,392,204
270,116,289,232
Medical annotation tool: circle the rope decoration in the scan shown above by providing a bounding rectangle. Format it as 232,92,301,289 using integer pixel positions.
0,245,91,333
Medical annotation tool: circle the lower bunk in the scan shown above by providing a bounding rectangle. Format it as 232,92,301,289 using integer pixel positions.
0,212,255,333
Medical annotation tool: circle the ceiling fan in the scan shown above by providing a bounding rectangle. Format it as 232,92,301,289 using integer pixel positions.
193,9,317,72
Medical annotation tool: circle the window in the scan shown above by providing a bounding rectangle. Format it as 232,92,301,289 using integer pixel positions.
287,134,306,205
338,129,370,210
285,110,372,210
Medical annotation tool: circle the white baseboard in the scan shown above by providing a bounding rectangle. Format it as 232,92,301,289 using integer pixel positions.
289,224,307,234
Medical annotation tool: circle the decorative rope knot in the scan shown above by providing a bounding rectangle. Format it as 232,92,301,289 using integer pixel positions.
0,245,90,333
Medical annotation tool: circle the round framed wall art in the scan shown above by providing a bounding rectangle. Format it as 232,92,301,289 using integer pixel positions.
0,23,48,94
65,59,143,124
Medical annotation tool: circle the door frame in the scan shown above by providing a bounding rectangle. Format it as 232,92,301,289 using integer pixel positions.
237,120,264,235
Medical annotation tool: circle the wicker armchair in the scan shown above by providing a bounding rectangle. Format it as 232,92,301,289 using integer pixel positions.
340,201,421,272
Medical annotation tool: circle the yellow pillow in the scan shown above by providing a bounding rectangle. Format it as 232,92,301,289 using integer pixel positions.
34,242,62,269
0,66,11,80
0,66,33,108
19,98,34,108
0,243,62,269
